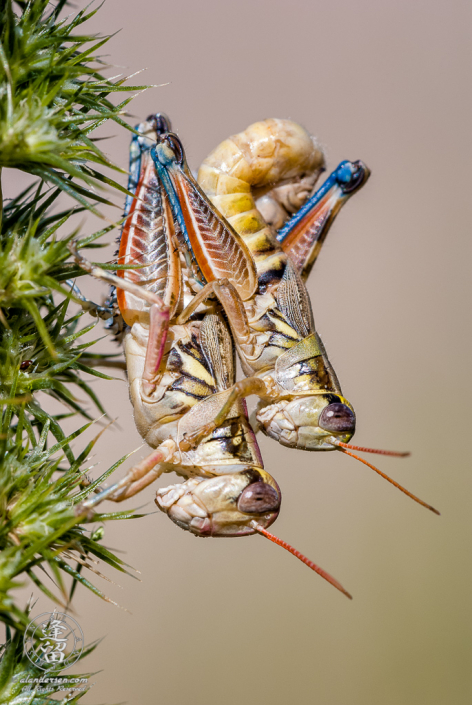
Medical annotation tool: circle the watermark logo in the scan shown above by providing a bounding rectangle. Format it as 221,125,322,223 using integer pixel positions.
24,611,84,671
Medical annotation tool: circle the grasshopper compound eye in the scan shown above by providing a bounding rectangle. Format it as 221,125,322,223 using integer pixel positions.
238,482,281,514
319,403,356,434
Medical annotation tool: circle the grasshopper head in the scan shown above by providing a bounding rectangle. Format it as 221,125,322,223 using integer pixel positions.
256,393,356,450
155,469,280,537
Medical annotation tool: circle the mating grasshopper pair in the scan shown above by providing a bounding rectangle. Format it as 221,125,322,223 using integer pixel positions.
72,115,438,599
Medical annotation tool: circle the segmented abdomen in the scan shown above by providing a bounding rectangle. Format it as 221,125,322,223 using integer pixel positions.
197,118,325,291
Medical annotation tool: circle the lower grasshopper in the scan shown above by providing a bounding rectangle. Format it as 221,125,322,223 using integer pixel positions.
150,119,439,515
70,115,352,598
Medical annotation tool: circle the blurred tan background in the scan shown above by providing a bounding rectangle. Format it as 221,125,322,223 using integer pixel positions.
13,0,472,703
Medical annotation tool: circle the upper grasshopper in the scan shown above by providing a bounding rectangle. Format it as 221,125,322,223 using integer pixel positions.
70,115,352,597
150,118,439,515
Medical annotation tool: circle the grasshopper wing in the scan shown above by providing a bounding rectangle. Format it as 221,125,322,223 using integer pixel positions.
118,119,181,326
152,134,258,302
200,313,235,392
276,258,315,338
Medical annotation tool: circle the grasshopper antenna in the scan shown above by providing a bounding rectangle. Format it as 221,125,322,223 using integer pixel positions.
333,440,410,457
251,522,352,599
330,440,440,515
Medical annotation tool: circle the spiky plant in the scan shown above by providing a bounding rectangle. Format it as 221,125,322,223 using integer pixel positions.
0,1,147,700
0,622,101,703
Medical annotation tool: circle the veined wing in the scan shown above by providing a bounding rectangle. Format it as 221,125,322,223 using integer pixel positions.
152,135,258,302
118,131,181,326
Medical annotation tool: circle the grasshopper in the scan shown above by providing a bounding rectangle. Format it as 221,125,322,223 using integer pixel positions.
70,115,352,598
150,118,439,515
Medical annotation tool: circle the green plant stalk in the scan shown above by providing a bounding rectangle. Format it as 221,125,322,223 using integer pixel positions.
0,1,152,701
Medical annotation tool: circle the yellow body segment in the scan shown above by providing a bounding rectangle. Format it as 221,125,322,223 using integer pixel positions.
198,119,325,282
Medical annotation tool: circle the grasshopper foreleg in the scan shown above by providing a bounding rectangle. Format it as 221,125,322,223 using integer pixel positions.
80,442,175,510
69,243,167,311
69,242,170,394
178,376,269,451
65,279,114,320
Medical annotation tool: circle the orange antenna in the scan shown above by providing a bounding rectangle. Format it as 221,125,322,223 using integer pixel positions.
251,522,352,599
334,440,410,457
331,441,440,515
